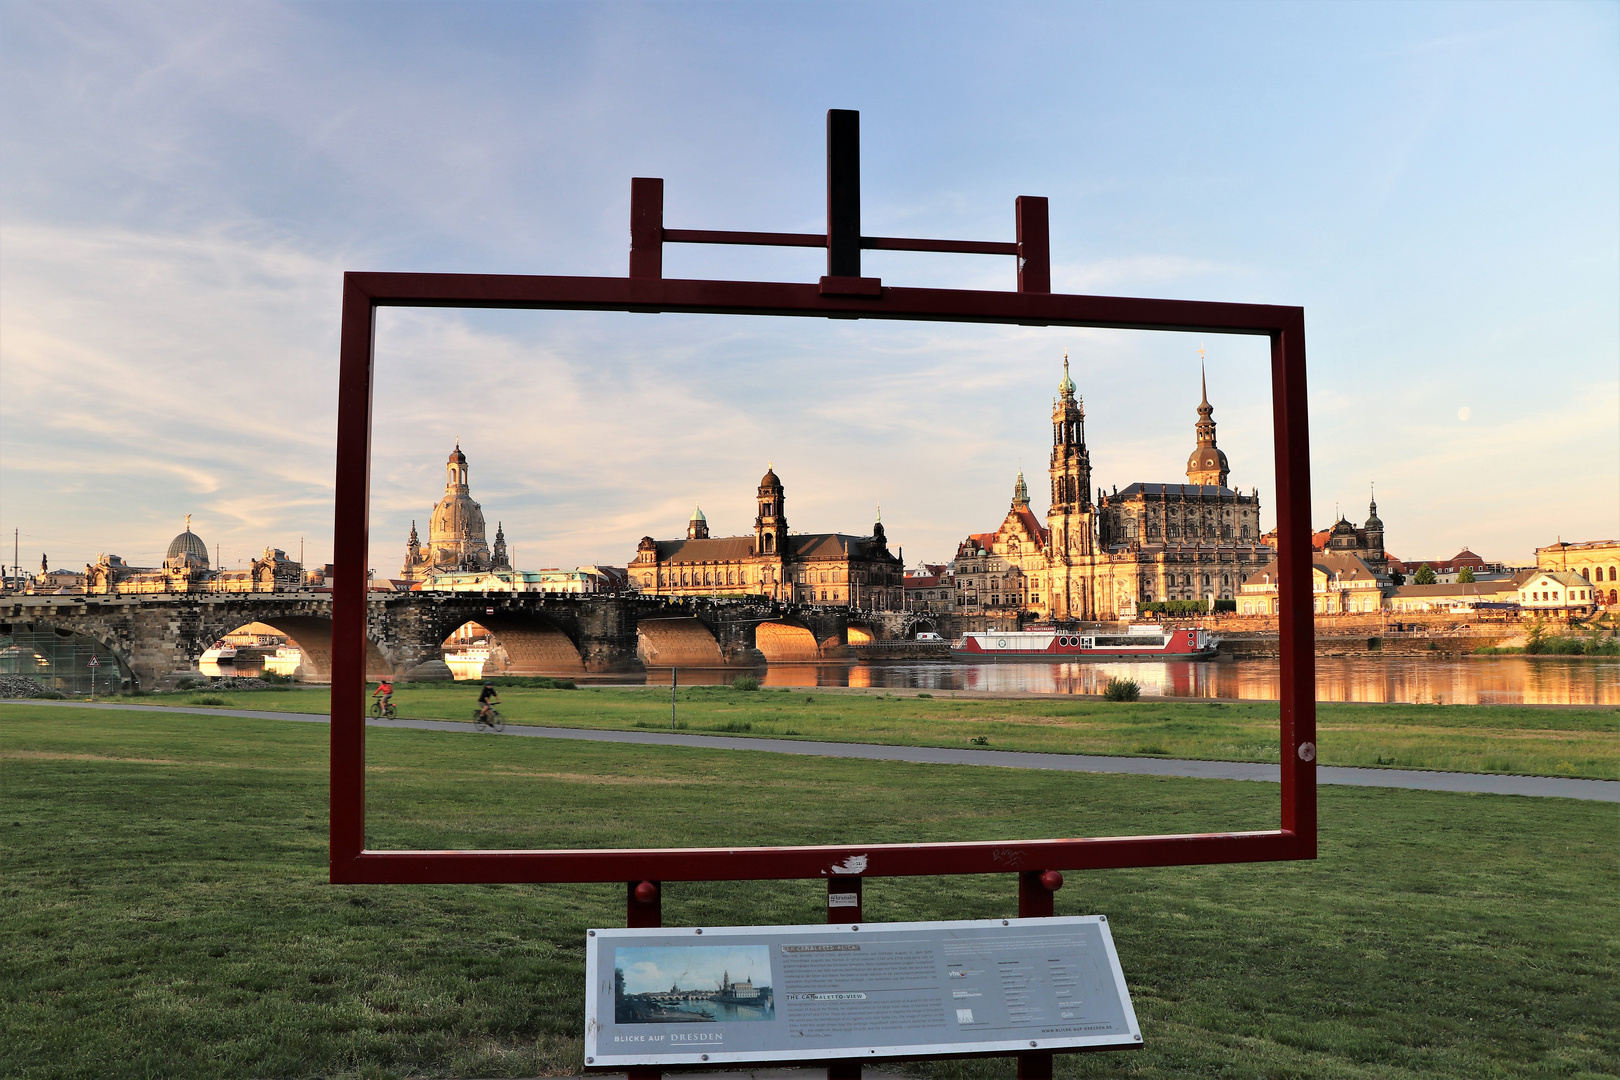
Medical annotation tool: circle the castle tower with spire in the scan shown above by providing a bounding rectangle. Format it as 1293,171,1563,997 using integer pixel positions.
1185,366,1230,487
687,506,710,541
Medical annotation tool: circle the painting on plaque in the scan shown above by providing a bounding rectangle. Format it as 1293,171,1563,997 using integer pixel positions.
614,945,776,1024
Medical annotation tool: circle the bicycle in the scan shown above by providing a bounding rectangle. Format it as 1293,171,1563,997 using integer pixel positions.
474,705,505,732
369,699,398,719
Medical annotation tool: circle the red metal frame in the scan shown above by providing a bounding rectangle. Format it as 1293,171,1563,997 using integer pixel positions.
330,112,1316,889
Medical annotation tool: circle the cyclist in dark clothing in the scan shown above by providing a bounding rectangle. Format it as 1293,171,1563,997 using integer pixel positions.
477,681,500,723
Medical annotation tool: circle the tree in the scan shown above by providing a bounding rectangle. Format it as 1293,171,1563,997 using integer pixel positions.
1389,570,1406,587
1457,566,1476,584
1414,563,1437,585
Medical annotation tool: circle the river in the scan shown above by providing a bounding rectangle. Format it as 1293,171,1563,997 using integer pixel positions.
201,653,1619,706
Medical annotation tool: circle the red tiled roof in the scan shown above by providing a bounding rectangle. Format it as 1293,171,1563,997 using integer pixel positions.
1012,507,1049,545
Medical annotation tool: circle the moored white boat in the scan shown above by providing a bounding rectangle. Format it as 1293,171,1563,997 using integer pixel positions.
200,640,238,662
951,623,1217,661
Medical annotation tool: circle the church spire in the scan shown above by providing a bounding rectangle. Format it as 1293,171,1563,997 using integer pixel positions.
1058,351,1076,400
1012,470,1029,509
1185,361,1230,487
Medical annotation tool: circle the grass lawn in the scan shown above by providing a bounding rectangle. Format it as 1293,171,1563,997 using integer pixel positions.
2,704,1616,1079
97,682,1620,781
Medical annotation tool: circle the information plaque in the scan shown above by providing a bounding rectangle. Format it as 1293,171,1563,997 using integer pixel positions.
584,917,1141,1068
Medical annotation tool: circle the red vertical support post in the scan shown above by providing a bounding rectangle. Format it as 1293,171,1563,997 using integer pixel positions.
329,274,375,879
1271,315,1317,855
1017,871,1060,1080
828,876,863,1080
627,881,662,1080
1016,196,1050,294
826,110,861,279
629,177,664,281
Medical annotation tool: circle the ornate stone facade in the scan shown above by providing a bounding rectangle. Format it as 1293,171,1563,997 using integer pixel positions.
629,467,905,608
401,443,512,581
954,358,1273,620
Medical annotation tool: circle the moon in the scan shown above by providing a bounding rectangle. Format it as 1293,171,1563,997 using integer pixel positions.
1458,406,1471,421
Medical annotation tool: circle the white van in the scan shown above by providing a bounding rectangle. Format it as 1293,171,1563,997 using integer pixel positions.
915,631,944,642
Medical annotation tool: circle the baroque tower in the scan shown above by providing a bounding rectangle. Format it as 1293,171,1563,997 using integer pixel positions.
1046,354,1097,619
402,442,493,580
753,465,787,556
1362,487,1386,572
1185,367,1230,487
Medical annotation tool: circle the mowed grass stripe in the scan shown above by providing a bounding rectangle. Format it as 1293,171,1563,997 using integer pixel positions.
76,683,1620,779
2,707,1616,1080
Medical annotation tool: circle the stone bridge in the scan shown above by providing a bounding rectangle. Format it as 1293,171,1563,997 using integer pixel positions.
1,592,945,690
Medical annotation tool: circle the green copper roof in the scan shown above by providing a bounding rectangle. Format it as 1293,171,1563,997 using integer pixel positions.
1059,353,1075,396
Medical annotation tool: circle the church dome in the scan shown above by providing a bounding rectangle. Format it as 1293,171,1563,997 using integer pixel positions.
759,466,781,488
447,443,467,465
167,527,209,566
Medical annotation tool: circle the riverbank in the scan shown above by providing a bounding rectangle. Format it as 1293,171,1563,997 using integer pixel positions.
33,681,1617,780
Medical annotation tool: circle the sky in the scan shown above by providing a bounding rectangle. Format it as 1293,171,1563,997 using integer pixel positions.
2,0,1616,577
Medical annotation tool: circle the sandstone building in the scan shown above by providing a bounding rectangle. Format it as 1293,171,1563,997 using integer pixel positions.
953,357,1273,619
629,466,905,608
1537,539,1619,607
401,443,511,581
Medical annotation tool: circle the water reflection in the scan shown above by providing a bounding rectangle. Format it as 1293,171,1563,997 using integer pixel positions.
734,657,1618,706
198,653,1619,706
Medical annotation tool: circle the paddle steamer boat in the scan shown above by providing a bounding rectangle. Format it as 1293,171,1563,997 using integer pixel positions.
950,623,1218,661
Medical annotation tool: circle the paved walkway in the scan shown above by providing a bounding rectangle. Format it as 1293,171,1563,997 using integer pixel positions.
6,699,1616,802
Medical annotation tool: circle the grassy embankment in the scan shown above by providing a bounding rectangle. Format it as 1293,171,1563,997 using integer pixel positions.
89,681,1620,780
2,704,1616,1079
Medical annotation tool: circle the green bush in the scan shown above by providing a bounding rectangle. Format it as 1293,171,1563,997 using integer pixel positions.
36,689,65,700
730,675,761,691
174,677,202,691
1138,600,1212,616
1103,677,1142,702
1525,634,1617,656
188,695,227,706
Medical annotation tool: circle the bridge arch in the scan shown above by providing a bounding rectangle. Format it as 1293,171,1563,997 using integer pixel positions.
755,620,822,663
637,617,725,668
846,623,877,645
448,613,585,677
0,619,135,692
207,616,395,683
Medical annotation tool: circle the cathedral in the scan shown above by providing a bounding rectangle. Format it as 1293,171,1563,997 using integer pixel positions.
629,466,905,608
400,443,511,581
953,356,1272,620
